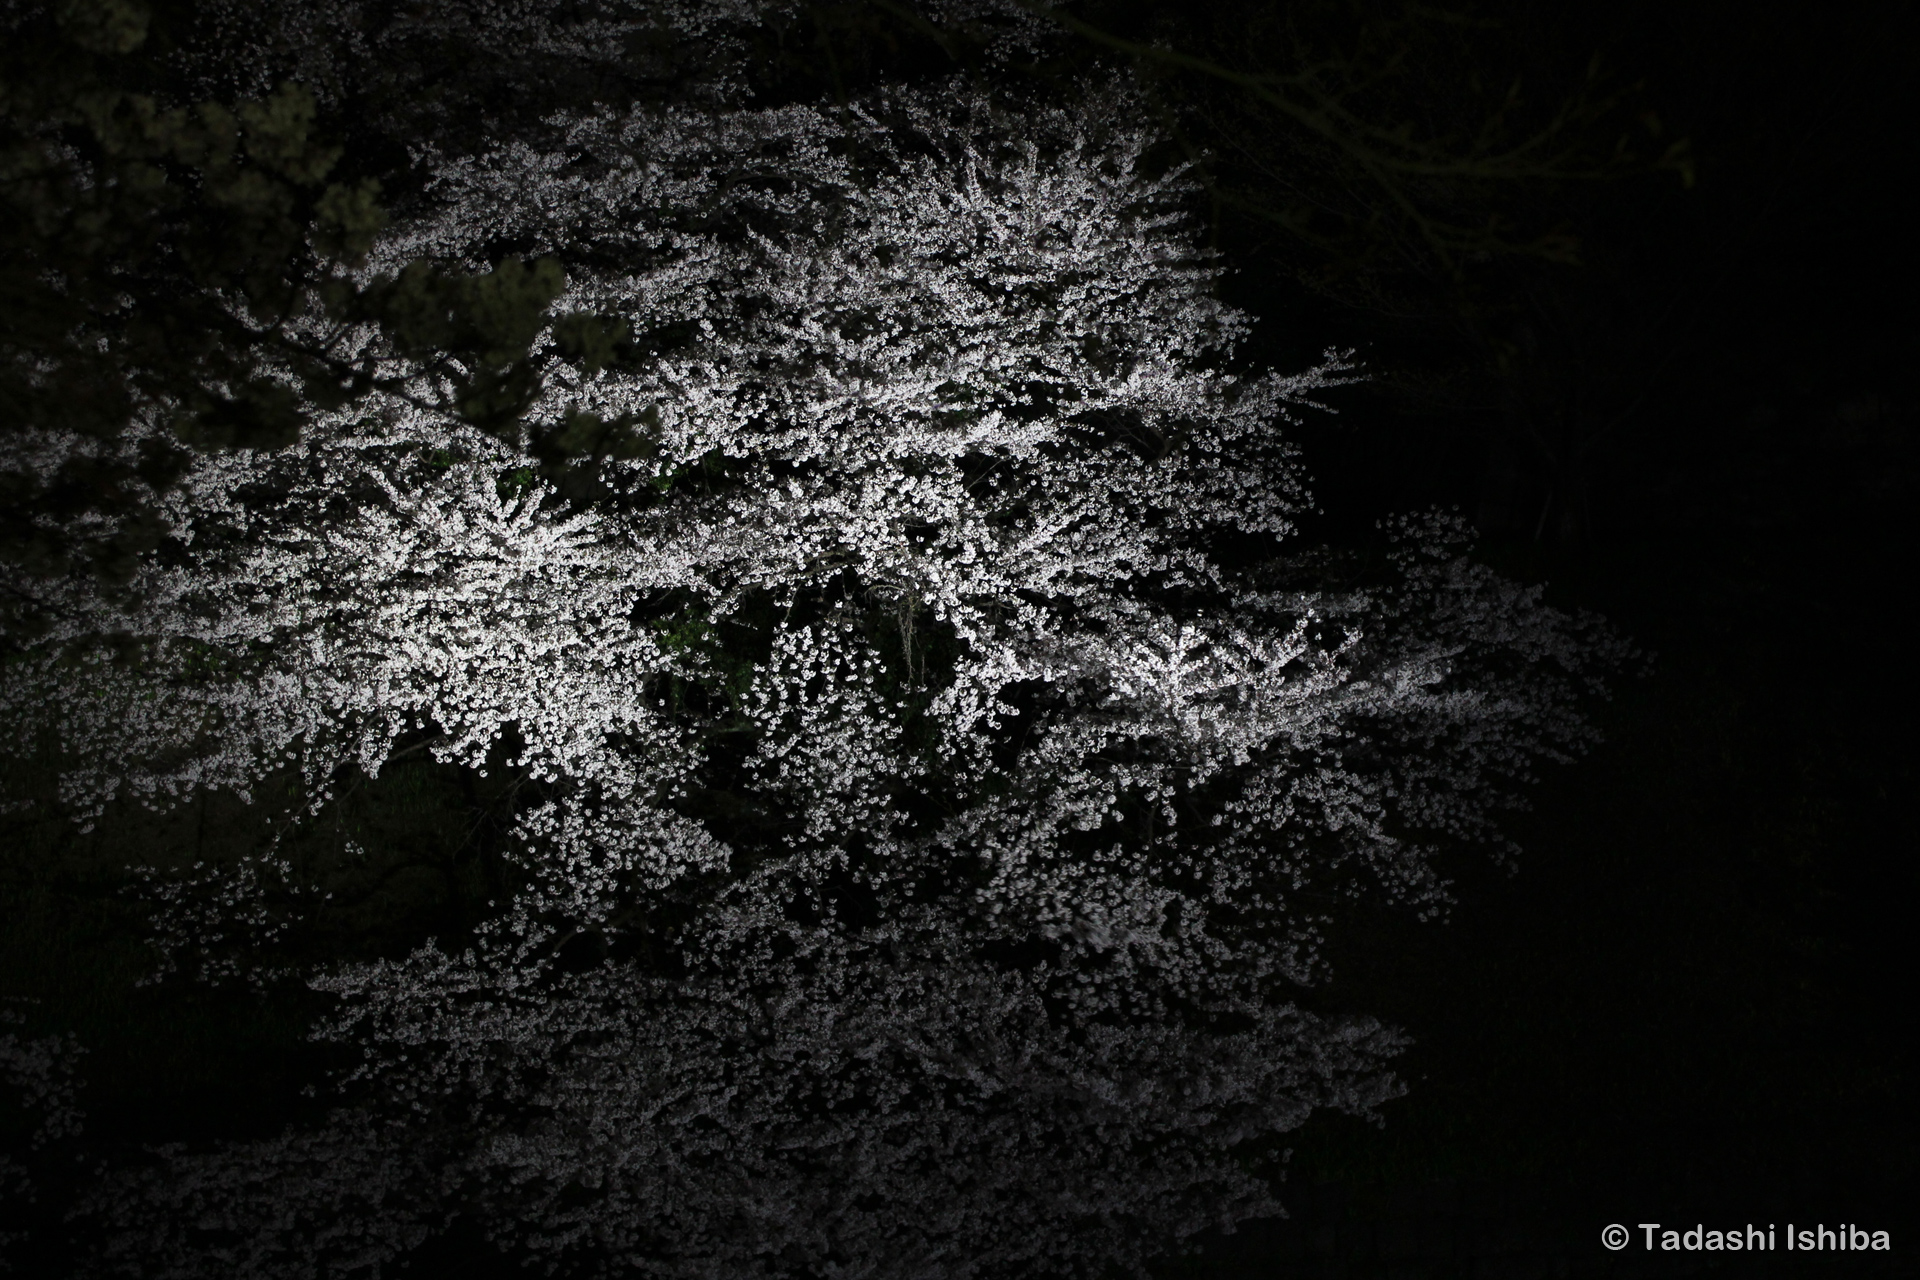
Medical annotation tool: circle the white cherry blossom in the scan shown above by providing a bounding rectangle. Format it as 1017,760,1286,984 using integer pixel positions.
7,73,1628,1280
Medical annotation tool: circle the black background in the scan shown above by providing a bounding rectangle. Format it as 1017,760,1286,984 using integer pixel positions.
1167,0,1916,1273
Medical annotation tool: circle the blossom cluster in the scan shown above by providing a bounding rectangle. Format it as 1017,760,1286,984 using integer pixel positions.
5,72,1626,1279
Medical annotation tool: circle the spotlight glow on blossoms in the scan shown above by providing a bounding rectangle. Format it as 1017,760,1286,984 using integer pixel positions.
4,70,1626,1280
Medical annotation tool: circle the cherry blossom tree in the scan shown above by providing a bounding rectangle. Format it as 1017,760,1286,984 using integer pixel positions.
6,67,1625,1280
0,1009,85,1269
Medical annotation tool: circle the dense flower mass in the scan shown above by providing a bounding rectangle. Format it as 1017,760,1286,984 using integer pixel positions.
3,57,1625,1280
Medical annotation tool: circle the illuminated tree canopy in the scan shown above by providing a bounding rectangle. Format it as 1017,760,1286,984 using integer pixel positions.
0,4,1628,1277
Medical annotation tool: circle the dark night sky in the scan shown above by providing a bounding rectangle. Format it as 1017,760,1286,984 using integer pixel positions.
1176,0,1918,1272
